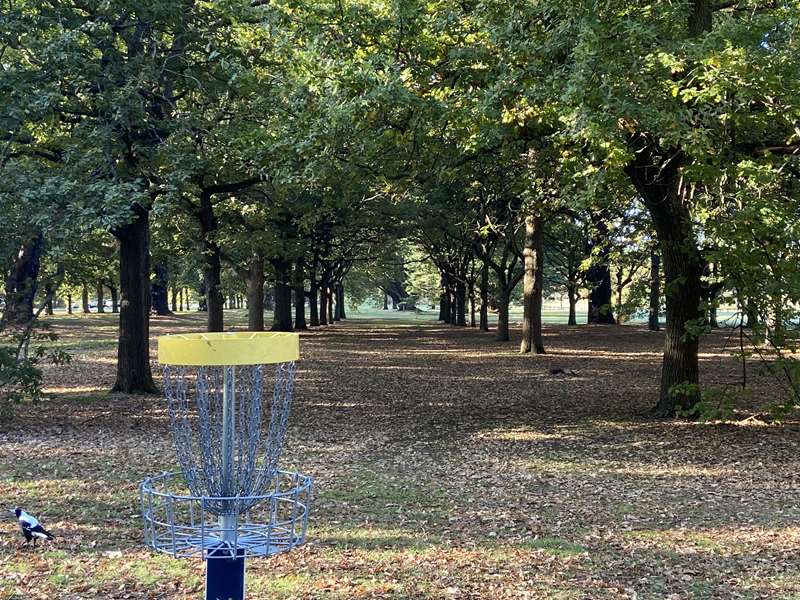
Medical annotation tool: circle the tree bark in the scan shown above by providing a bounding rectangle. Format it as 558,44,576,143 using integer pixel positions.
96,281,105,313
1,232,43,327
170,287,178,313
44,282,54,315
67,293,73,315
197,192,224,332
337,284,347,319
455,279,467,326
178,288,184,312
111,204,157,394
587,215,616,324
327,286,335,323
479,262,489,331
468,281,476,327
82,285,90,313
151,263,171,316
649,251,661,331
567,285,578,326
308,260,319,326
109,285,119,313
496,289,510,342
520,215,545,354
626,140,703,416
319,277,328,325
271,258,294,332
294,259,307,330
246,253,265,331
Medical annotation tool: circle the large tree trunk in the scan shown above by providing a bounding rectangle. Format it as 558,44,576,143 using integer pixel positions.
649,251,661,331
626,141,704,416
151,263,172,316
441,275,452,324
170,287,178,313
294,260,307,330
332,283,341,322
111,205,157,394
247,253,265,331
327,286,335,323
587,215,616,324
1,232,43,327
109,285,119,313
81,285,90,314
96,281,105,313
197,193,224,332
337,284,347,320
44,281,54,315
479,262,489,331
308,261,319,326
319,277,328,325
469,281,476,327
567,285,578,325
271,259,293,332
496,288,510,342
520,215,545,354
455,279,467,326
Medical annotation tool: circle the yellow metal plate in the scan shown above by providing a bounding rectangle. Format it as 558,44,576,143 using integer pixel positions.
157,332,300,366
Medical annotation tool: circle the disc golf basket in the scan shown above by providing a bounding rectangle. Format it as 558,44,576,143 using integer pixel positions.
140,332,312,600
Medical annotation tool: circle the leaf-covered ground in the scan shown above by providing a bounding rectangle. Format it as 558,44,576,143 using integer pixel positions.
2,312,800,599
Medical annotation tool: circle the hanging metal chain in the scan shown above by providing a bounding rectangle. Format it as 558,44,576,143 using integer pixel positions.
163,362,297,515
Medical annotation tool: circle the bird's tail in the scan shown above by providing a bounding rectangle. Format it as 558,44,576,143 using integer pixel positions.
42,529,54,540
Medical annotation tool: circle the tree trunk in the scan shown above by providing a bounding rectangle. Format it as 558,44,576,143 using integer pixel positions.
384,293,389,311
520,215,545,354
308,262,319,326
479,262,489,331
455,279,467,326
442,275,452,324
67,293,73,315
469,281,476,327
170,287,178,313
319,277,329,325
110,285,119,313
178,288,184,312
271,259,294,332
82,286,90,313
649,252,661,331
496,288,510,342
96,281,105,313
111,204,157,394
197,193,224,332
151,263,171,316
337,284,347,320
332,283,341,322
44,282,54,315
1,232,43,327
327,287,335,323
567,285,577,325
247,253,265,331
626,141,703,416
294,260,307,330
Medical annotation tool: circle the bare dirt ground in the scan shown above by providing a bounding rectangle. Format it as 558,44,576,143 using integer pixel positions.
2,312,799,599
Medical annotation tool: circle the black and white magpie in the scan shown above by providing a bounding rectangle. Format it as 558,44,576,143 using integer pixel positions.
12,507,54,549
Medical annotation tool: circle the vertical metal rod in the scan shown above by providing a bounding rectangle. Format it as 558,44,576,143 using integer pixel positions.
220,366,236,543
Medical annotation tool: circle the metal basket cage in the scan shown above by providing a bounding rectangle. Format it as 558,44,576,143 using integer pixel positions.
140,470,313,559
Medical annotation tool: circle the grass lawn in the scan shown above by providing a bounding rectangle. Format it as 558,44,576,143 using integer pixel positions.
1,310,799,599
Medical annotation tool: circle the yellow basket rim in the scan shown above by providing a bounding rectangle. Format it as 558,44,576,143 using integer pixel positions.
157,331,299,366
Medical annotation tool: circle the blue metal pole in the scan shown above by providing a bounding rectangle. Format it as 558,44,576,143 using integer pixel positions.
205,366,246,600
